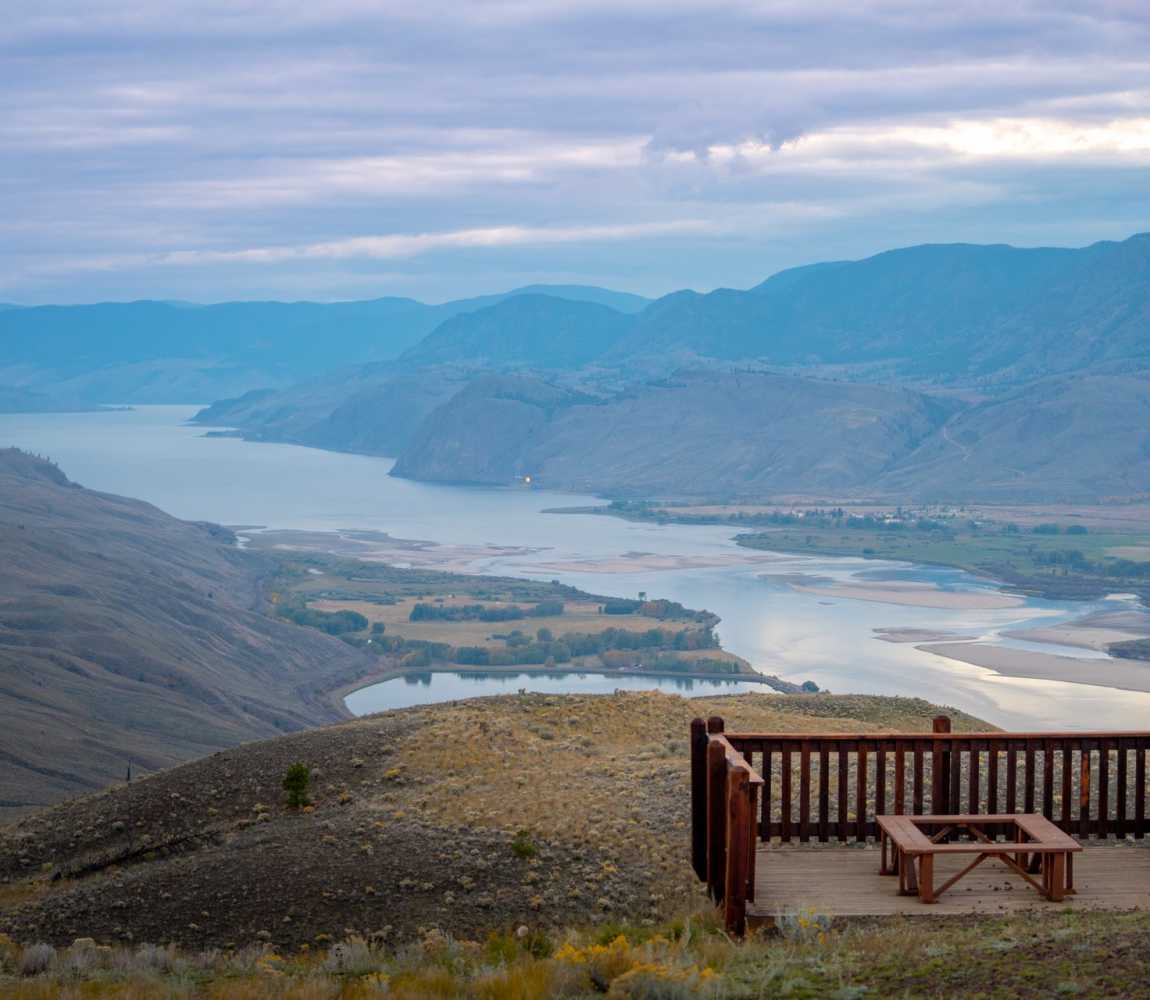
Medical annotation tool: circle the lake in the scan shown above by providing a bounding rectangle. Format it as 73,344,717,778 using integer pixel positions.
3,404,1148,729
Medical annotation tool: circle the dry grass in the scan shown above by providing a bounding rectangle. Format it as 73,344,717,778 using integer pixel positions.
5,908,1150,997
379,691,986,914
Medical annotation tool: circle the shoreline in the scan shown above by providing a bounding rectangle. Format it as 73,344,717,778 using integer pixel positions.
330,662,793,716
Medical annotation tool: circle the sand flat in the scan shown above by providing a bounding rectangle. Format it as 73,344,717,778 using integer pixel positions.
921,641,1150,694
526,551,779,573
1001,625,1149,652
790,582,1024,609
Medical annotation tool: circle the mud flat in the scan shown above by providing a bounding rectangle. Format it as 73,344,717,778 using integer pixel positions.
921,641,1150,695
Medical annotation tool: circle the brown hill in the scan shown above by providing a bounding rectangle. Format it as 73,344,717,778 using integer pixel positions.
0,449,372,815
0,691,982,949
391,370,954,497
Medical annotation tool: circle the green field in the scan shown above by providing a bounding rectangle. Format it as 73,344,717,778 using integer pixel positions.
736,518,1150,601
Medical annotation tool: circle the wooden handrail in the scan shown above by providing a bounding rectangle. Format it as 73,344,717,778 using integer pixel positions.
723,730,1150,741
692,717,762,935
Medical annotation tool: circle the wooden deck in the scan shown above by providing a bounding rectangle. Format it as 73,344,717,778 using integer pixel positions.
747,844,1150,919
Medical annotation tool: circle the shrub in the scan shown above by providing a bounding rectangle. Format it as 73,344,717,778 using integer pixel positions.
283,762,311,809
511,829,538,859
18,943,56,976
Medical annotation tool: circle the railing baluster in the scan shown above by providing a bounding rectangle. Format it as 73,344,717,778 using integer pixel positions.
950,738,962,814
875,745,887,831
837,746,849,841
1136,739,1147,839
895,740,906,815
760,741,772,842
1043,743,1054,821
1030,740,1039,818
1117,738,1129,838
856,745,868,843
913,742,924,815
781,747,792,843
1099,739,1111,839
969,741,981,816
1060,745,1072,832
799,741,811,843
1080,748,1091,839
988,741,1000,814
818,743,830,842
1006,742,1018,814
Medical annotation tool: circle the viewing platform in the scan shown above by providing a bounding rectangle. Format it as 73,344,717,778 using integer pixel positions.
690,716,1150,933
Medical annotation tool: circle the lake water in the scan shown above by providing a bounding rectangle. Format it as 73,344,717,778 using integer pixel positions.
3,404,1148,730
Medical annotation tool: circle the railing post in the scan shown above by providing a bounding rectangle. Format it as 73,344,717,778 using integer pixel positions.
933,715,952,812
690,718,708,881
707,716,725,735
724,768,751,936
707,738,728,902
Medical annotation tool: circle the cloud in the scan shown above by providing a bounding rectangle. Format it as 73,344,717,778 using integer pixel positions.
3,1,1150,302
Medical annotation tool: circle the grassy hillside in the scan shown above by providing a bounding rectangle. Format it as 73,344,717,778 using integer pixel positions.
0,450,374,815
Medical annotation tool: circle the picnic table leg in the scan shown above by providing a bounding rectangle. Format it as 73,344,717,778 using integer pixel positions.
1014,828,1028,874
1066,853,1075,895
902,852,919,897
919,854,935,903
1050,853,1066,903
880,830,891,875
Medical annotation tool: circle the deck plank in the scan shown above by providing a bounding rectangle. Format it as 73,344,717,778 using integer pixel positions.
748,844,1150,918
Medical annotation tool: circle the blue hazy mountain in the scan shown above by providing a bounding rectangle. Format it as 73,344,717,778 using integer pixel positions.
0,285,650,404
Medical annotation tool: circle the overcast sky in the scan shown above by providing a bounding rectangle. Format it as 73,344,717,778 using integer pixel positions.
4,1,1150,304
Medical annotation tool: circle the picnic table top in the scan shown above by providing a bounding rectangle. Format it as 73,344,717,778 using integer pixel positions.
876,813,1082,853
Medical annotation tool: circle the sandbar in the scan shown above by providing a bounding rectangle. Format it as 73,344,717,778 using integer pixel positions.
790,581,1024,609
921,641,1150,694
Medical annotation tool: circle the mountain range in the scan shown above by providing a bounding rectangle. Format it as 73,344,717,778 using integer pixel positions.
8,233,1150,501
189,233,1150,501
0,284,650,406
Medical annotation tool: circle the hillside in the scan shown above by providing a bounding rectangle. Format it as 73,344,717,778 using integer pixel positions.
0,450,374,815
876,373,1150,501
401,294,635,369
391,370,954,496
0,691,983,951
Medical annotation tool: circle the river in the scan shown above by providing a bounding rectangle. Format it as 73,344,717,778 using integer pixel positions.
2,404,1147,730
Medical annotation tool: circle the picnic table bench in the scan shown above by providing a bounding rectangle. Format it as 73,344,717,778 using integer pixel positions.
877,813,1083,903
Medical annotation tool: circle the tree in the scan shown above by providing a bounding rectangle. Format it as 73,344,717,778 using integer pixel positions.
283,762,311,809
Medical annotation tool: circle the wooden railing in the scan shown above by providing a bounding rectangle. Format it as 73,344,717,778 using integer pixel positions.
690,717,762,935
691,714,1150,932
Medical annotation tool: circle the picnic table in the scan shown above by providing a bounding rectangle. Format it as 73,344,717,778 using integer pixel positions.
877,814,1083,903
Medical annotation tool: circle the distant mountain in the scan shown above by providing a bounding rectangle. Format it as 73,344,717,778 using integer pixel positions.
0,284,646,404
0,449,370,813
402,294,635,368
391,370,954,496
605,234,1150,382
503,284,650,313
0,384,103,413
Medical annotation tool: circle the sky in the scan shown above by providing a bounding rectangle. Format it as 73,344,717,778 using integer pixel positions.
4,0,1150,304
